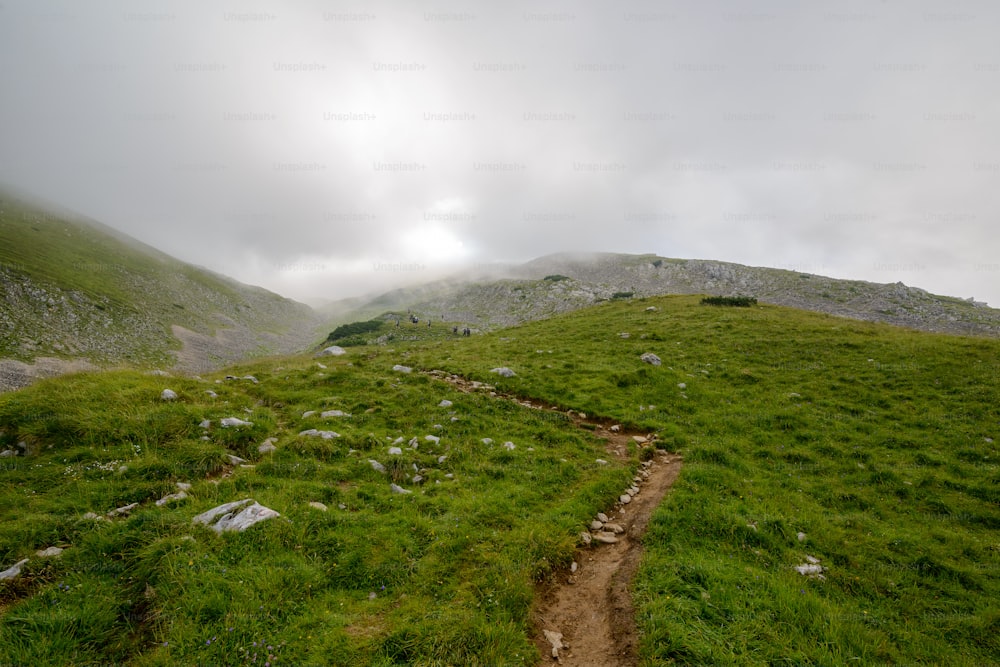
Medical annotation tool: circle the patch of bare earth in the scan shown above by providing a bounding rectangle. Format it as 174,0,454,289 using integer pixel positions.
424,371,682,665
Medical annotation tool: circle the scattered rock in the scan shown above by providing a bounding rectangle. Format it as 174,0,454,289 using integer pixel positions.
412,474,424,484
36,547,63,558
645,306,658,311
632,435,648,444
594,532,619,544
392,365,412,373
199,419,211,429
369,460,386,473
193,499,279,533
156,485,189,506
258,438,278,453
389,483,412,495
81,512,105,521
149,369,170,377
490,367,516,377
502,441,516,450
107,502,139,518
542,629,565,660
579,532,593,546
610,424,620,432
619,332,630,338
388,447,403,455
481,438,493,445
161,388,178,401
308,502,328,512
0,449,15,458
619,494,632,504
320,346,346,356
596,512,609,523
204,390,217,398
0,559,29,581
424,435,440,444
220,417,253,428
677,382,686,389
298,429,339,439
590,520,604,531
438,399,453,408
797,532,807,542
321,410,350,418
302,410,316,418
226,454,248,465
640,352,662,366
595,458,608,465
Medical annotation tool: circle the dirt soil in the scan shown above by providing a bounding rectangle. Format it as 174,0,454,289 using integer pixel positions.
425,371,683,666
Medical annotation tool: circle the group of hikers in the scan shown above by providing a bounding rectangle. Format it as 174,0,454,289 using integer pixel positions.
395,312,471,336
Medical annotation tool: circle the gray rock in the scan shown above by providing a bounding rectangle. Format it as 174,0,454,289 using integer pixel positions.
619,494,632,504
308,502,328,512
595,458,608,465
199,419,211,429
490,367,516,377
437,455,447,464
205,390,218,398
220,417,253,428
481,438,493,445
81,512,105,521
412,474,424,484
677,382,686,389
108,502,139,517
392,364,412,373
503,441,516,450
797,532,807,542
594,532,620,544
302,410,316,418
424,435,440,444
596,512,610,523
321,345,346,356
0,558,29,581
161,389,178,401
36,546,63,558
389,483,412,495
156,491,188,506
579,532,593,546
604,523,625,534
438,399,453,408
259,438,278,453
590,520,604,531
388,447,403,455
192,499,279,533
0,449,15,458
640,352,662,366
298,429,340,439
321,410,350,418
369,459,386,473
226,454,248,465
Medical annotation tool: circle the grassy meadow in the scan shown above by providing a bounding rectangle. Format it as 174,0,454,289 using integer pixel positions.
2,295,999,665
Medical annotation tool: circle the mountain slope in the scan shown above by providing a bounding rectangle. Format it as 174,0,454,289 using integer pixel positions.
335,252,1000,337
0,295,997,665
0,192,321,388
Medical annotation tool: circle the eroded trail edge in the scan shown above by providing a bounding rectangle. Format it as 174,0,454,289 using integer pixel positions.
424,370,683,666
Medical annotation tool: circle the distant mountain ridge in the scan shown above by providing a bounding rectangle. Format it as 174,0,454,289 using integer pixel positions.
0,191,322,391
336,252,1000,338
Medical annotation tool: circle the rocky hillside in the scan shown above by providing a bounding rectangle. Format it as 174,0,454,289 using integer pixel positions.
340,252,1000,337
0,193,322,390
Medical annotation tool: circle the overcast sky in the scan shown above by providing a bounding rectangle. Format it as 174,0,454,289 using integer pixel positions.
1,0,998,306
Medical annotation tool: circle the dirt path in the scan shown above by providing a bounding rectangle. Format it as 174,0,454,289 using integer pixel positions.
424,371,683,665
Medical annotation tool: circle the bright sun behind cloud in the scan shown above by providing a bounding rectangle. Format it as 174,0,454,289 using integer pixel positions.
399,224,470,264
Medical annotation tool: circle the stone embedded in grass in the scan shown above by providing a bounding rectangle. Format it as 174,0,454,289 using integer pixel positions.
199,420,211,429
321,410,350,418
192,499,279,533
302,410,316,418
392,364,412,373
308,502,328,512
298,429,339,439
579,532,592,546
597,512,609,523
0,449,15,458
438,399,453,408
424,435,440,444
320,345,346,356
590,520,604,531
490,367,516,377
389,483,412,495
156,483,189,506
226,454,247,465
619,494,632,504
677,382,686,389
389,447,403,455
220,417,253,428
81,512,106,521
369,459,386,473
503,441,516,450
640,352,661,366
797,532,807,542
481,438,493,445
258,438,278,453
205,390,217,398
107,502,139,517
596,458,608,464
36,546,63,558
0,558,29,581
594,532,619,544
161,389,178,401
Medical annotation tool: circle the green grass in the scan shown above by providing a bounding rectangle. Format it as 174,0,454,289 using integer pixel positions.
2,294,999,665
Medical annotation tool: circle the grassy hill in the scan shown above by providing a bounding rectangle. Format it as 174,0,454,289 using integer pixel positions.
329,252,1000,338
0,192,321,385
1,296,998,665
